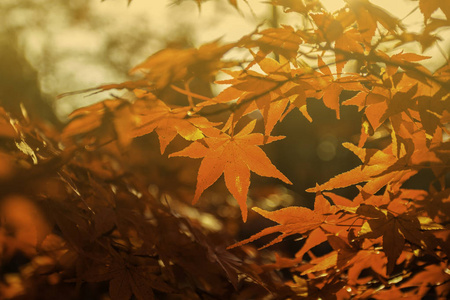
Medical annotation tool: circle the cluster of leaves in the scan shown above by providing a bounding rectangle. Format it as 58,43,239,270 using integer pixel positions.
2,0,450,299
0,108,296,299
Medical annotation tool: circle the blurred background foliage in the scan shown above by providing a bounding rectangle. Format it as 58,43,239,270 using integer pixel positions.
0,0,263,122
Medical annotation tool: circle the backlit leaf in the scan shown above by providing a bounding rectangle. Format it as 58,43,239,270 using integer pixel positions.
170,120,291,221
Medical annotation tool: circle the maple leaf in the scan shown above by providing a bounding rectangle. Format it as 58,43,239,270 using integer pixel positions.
333,19,365,73
62,99,124,145
62,97,218,152
245,25,306,60
342,72,445,149
229,192,333,248
357,204,439,275
397,262,450,299
312,57,366,119
342,84,390,133
419,0,450,21
170,120,291,221
357,208,404,275
294,218,387,280
310,12,345,43
301,251,339,275
295,227,328,261
307,142,416,195
379,83,418,126
383,51,431,76
130,99,219,153
345,0,403,43
345,249,387,284
212,56,313,134
212,66,287,131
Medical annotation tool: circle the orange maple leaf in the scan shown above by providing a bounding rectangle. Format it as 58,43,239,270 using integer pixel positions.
130,99,219,153
313,57,366,119
307,142,415,195
170,120,291,221
246,26,306,60
62,98,217,152
62,99,127,147
398,262,450,298
345,0,403,43
212,56,312,134
229,193,333,248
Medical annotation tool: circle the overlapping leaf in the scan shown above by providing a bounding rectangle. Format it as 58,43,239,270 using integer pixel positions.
211,56,313,135
130,99,219,153
313,56,366,119
345,0,403,43
307,142,415,194
245,25,306,60
229,193,334,248
62,97,218,152
357,204,439,274
419,0,450,21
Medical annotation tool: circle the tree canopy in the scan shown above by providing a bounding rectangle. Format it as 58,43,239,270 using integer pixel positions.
0,0,449,299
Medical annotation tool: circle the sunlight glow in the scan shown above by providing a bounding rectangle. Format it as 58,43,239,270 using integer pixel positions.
4,0,448,119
